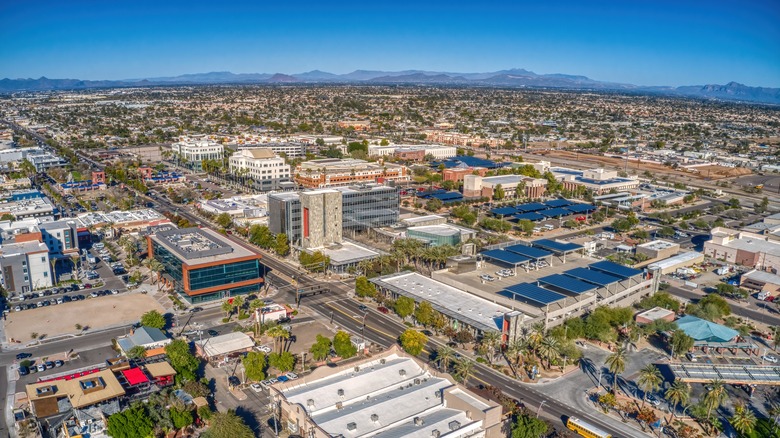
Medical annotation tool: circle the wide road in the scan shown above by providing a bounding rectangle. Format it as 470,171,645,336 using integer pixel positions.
668,285,780,327
144,193,648,435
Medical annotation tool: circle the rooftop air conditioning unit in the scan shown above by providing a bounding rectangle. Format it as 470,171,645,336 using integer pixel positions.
414,378,421,385
307,399,315,407
431,430,441,438
399,369,406,376
336,402,343,410
414,417,424,426
371,414,379,422
448,420,461,431
347,422,357,431
337,389,344,397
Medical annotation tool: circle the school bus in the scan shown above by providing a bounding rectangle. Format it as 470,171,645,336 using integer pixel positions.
566,417,612,438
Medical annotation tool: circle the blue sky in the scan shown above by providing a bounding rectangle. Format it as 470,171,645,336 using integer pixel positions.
1,0,778,87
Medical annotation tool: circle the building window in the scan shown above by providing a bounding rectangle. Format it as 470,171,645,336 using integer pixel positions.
41,257,46,262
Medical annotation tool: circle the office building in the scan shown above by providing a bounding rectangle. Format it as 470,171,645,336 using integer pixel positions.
237,142,306,158
704,227,780,270
300,190,342,249
368,143,457,159
334,184,400,231
269,184,400,245
228,148,291,190
0,197,56,220
271,345,503,438
550,167,640,195
463,174,548,199
171,140,224,171
294,158,409,188
147,227,264,303
406,224,477,246
0,241,53,293
636,240,680,260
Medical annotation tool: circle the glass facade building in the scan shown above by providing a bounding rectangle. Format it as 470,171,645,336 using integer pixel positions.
148,227,264,304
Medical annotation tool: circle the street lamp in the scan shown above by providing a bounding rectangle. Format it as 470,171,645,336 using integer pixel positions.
536,400,547,418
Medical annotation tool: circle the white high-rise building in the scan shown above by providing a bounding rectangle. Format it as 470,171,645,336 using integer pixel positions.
228,148,291,191
171,140,224,171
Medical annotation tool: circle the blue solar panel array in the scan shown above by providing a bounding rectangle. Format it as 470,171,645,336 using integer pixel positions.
590,260,643,279
490,206,519,216
430,191,464,202
539,274,598,294
513,212,546,222
481,249,531,266
567,204,597,213
533,239,584,253
539,208,571,218
516,202,548,213
502,283,566,305
563,267,622,286
545,199,574,208
504,244,552,259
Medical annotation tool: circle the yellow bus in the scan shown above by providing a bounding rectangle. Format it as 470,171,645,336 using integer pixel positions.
566,417,612,438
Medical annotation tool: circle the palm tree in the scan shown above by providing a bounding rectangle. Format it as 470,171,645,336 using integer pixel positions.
526,322,545,356
479,332,501,365
537,337,561,370
703,379,727,433
266,325,290,353
665,380,691,421
454,358,474,386
730,401,757,436
221,300,233,319
506,338,528,370
232,295,245,315
637,364,662,407
604,346,628,396
436,345,455,372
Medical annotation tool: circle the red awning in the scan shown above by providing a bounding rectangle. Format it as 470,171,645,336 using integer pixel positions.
122,368,149,386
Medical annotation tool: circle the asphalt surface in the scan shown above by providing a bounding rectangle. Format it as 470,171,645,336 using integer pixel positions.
668,286,780,327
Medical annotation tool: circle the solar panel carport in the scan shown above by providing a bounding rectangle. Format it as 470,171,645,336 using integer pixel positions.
515,203,548,213
544,199,574,208
564,267,622,287
481,249,531,267
513,212,545,222
490,206,518,217
500,283,566,305
669,363,780,386
538,274,598,295
539,208,571,218
532,239,584,262
590,260,643,279
504,244,552,259
567,204,597,213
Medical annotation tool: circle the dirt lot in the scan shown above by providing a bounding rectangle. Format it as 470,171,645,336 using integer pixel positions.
5,293,164,343
692,165,753,179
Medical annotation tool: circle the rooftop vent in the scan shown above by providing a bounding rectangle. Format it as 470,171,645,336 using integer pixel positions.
306,399,315,407
399,369,406,376
347,422,357,431
337,389,344,397
414,378,421,385
431,430,441,438
336,402,343,410
380,358,386,364
371,414,379,422
354,366,360,372
414,417,424,426
448,420,461,431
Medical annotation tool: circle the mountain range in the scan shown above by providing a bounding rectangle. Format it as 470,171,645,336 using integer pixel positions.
1,68,779,105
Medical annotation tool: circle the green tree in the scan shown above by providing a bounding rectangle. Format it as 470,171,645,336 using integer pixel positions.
248,224,274,248
243,351,267,381
215,213,233,229
518,219,535,235
425,198,443,212
637,364,662,407
394,296,415,320
665,380,691,418
493,184,505,200
537,337,561,370
140,310,166,329
201,410,254,438
728,198,741,209
414,301,435,326
106,403,153,438
399,329,428,356
355,276,377,298
165,339,200,382
273,233,290,256
454,358,474,385
171,407,194,430
511,413,550,438
333,330,357,358
126,345,147,360
670,331,695,358
703,379,727,432
268,351,296,372
730,401,757,436
604,346,627,395
309,334,332,361
0,213,15,221
436,345,455,371
639,292,680,312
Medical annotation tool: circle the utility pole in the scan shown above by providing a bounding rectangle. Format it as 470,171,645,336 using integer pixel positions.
536,400,546,418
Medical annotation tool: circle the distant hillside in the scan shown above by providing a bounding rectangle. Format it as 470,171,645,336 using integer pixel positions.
1,69,778,104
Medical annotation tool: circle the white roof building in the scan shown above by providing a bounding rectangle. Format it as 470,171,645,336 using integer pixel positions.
195,332,254,359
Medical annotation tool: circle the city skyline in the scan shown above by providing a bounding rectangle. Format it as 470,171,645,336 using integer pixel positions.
1,0,779,87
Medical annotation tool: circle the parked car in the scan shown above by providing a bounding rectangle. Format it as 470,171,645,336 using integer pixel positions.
189,307,203,313
285,372,298,380
54,360,64,367
377,306,389,314
762,355,778,364
255,345,272,353
36,364,46,372
228,376,241,386
479,274,496,282
18,366,29,376
277,375,289,382
645,395,661,406
44,361,55,369
16,352,31,360
207,330,219,337
250,383,263,393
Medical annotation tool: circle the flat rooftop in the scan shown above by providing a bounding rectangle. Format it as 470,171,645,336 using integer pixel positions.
318,241,379,266
372,272,515,333
637,240,678,250
151,227,258,263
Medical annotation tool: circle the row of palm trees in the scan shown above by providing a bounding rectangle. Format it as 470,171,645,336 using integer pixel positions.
357,239,461,276
435,345,475,385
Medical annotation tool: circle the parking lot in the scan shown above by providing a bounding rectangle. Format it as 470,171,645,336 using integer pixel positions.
5,293,165,343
